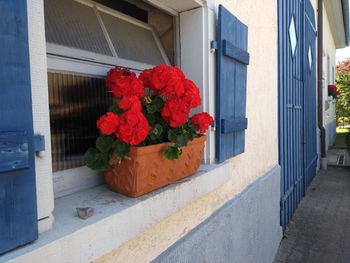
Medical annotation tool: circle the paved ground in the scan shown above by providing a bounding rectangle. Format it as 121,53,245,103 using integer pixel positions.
327,148,349,166
273,166,350,263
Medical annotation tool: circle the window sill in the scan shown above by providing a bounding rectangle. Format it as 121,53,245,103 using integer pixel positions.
1,162,231,263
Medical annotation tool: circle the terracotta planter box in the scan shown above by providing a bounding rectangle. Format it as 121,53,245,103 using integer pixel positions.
104,136,206,197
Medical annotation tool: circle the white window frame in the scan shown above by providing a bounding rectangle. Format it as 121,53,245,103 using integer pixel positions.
47,0,170,71
47,0,177,198
26,0,216,237
46,0,217,199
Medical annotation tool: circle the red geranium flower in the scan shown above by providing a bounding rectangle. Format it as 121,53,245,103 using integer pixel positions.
182,79,201,108
116,109,150,145
328,84,336,91
139,65,186,97
119,96,142,111
96,112,120,135
190,112,214,134
139,68,153,88
107,67,144,98
145,64,168,91
160,67,185,97
161,96,191,127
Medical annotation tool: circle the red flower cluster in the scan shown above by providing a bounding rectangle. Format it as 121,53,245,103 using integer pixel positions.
161,96,191,128
98,108,150,145
328,84,340,96
96,112,120,135
97,65,213,147
119,96,142,111
182,79,201,108
190,112,214,134
140,65,202,127
117,108,150,145
139,65,185,96
97,95,149,145
107,67,144,98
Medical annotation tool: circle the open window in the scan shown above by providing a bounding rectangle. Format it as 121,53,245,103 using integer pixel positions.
44,0,176,197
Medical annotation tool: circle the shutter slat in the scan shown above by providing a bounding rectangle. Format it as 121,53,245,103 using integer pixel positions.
215,5,249,163
222,40,250,65
221,117,248,134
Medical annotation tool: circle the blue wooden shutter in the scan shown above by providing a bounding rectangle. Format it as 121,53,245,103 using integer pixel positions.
215,5,249,163
0,1,38,254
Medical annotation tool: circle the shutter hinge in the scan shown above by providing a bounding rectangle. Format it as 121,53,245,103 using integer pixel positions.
211,119,217,131
34,134,45,157
210,41,218,53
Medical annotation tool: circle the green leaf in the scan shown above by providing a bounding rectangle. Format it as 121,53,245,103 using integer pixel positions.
96,135,113,153
174,134,188,147
145,113,156,124
152,96,164,111
164,146,182,160
109,99,124,114
146,104,156,114
112,140,130,157
84,148,109,171
168,129,177,142
152,124,163,136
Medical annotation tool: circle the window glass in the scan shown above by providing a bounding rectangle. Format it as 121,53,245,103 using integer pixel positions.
45,0,112,56
48,72,113,172
99,11,166,65
44,0,170,66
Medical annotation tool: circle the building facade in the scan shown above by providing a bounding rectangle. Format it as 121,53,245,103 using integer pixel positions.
0,0,348,262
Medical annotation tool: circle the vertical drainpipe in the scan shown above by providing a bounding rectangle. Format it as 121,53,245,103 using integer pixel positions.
317,0,327,169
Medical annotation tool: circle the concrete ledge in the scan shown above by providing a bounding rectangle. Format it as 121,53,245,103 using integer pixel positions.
0,162,231,263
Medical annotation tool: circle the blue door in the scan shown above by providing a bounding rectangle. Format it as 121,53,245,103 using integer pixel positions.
278,0,317,229
0,1,38,254
303,0,317,190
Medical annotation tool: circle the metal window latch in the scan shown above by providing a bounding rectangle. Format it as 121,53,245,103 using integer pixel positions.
210,40,218,53
211,119,217,131
34,134,45,158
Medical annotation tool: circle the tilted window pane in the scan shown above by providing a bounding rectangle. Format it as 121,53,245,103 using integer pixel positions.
100,11,165,65
48,72,113,172
45,0,112,56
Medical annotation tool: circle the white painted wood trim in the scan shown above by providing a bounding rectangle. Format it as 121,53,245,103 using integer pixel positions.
53,167,104,198
145,0,206,14
151,29,171,65
46,44,158,71
180,6,216,164
47,55,114,76
46,43,117,65
94,5,118,58
27,0,54,225
144,0,179,16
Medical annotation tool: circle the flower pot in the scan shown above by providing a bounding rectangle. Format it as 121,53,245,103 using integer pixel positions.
104,136,206,197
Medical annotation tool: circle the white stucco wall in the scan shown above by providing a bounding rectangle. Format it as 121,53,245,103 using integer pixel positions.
96,0,279,262
323,4,337,148
309,0,338,152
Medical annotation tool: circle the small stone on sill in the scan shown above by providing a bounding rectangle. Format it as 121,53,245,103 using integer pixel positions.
76,207,94,219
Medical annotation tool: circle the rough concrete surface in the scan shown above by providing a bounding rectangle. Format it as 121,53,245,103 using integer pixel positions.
274,167,350,263
327,148,350,166
153,166,282,263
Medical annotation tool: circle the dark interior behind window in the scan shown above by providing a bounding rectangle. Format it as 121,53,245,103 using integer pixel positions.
48,72,113,172
94,0,148,22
